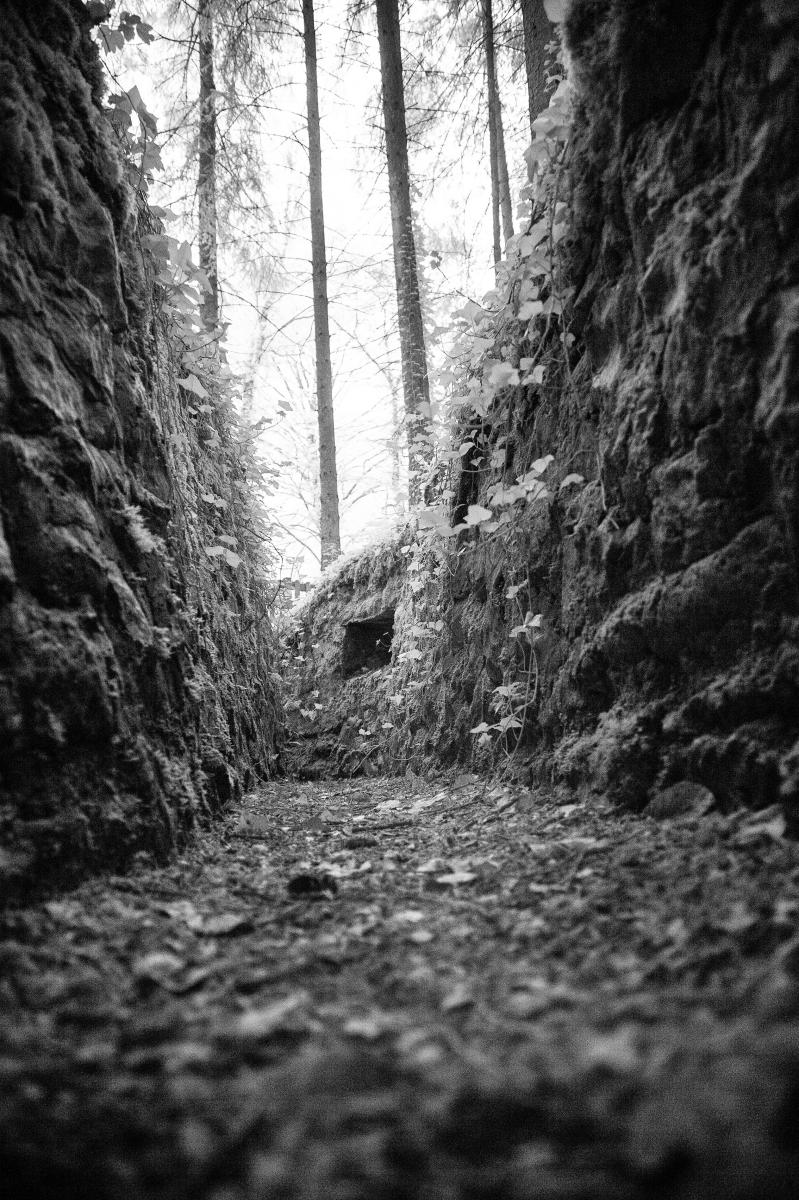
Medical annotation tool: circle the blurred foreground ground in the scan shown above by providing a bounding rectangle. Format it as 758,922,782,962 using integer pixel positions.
2,776,798,1198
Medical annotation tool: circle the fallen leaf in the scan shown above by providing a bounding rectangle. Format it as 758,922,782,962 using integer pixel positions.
435,871,478,886
441,983,474,1012
417,858,448,874
187,912,253,937
43,900,84,922
392,910,426,924
714,902,758,935
734,808,786,845
163,966,216,995
233,813,271,837
343,1016,386,1040
578,1025,639,1072
559,836,608,852
233,994,306,1039
158,900,200,923
132,951,184,987
410,796,438,814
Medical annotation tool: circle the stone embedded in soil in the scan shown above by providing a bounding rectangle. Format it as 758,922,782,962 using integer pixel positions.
645,781,717,821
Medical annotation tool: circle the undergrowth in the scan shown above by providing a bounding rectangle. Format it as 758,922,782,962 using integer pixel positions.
94,6,282,796
282,11,581,778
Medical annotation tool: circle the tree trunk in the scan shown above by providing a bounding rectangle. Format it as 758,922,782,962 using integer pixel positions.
496,99,513,248
483,0,513,264
302,0,341,569
375,0,431,505
520,0,550,138
197,0,219,330
389,373,404,515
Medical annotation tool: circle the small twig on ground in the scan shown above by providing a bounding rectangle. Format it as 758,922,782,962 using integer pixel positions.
360,817,415,832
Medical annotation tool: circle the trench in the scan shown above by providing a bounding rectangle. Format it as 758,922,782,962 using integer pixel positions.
2,0,799,1189
2,760,799,1199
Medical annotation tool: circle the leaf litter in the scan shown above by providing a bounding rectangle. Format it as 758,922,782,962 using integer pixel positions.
1,775,798,1197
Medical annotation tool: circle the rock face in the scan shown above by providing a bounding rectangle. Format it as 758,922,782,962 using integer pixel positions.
289,0,799,822
283,535,410,778
0,1,280,900
550,0,799,814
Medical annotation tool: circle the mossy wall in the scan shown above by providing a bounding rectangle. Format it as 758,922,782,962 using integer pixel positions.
0,0,280,900
289,0,799,824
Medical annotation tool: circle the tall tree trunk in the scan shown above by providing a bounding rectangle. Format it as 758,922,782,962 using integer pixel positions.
483,0,513,264
486,48,501,264
520,0,550,138
375,0,431,505
302,0,341,569
197,0,219,330
496,100,513,247
389,374,404,515
479,0,511,265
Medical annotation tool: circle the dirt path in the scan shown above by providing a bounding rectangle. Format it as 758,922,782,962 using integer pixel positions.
2,775,799,1198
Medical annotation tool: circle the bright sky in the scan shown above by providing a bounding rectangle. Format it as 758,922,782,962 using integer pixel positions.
113,0,532,579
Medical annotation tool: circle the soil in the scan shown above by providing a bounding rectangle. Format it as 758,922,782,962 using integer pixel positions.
2,774,799,1199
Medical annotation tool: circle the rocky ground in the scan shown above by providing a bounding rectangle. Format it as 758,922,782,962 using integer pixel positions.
2,774,799,1199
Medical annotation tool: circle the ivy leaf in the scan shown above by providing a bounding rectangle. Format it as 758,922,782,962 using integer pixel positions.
464,504,493,526
486,361,520,389
142,233,170,261
521,455,554,478
148,205,178,222
417,506,450,534
178,374,209,399
99,25,126,52
140,143,163,174
171,241,195,272
559,473,585,491
510,613,543,638
126,86,157,135
454,299,486,324
224,549,242,569
518,299,544,321
490,483,526,506
541,295,564,316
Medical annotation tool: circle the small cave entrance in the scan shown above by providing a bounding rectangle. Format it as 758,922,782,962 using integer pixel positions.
341,610,395,677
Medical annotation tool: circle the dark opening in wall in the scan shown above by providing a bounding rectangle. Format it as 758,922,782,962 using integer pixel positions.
342,610,395,677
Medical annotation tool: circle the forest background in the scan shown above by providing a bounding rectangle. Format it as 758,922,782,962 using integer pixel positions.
103,0,547,579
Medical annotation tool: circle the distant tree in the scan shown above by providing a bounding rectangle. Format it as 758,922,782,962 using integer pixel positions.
482,0,513,266
197,0,219,329
519,0,551,136
302,0,341,568
375,0,431,504
147,0,286,323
